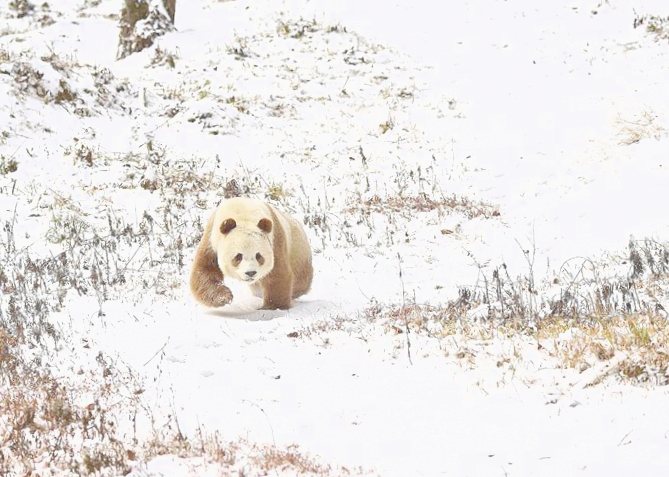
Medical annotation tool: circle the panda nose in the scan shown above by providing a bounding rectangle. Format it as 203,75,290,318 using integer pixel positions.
245,271,257,278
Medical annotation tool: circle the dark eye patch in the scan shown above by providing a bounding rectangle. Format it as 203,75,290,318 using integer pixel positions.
233,253,243,266
256,253,265,265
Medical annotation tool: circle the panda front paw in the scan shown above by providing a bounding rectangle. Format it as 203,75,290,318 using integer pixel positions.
200,285,233,307
214,286,233,306
261,299,291,310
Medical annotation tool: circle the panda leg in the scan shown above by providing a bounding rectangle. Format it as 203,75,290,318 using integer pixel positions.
260,271,294,310
190,214,233,307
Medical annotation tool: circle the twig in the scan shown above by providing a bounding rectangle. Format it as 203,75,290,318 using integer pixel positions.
243,399,276,446
397,252,413,365
617,430,633,447
143,339,169,366
515,227,537,317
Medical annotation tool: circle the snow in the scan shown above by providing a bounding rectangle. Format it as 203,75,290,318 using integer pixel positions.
1,0,669,475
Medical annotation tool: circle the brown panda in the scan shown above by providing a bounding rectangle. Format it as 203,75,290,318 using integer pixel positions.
190,197,313,310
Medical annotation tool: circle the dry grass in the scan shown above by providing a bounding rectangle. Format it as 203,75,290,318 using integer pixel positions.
252,444,332,475
634,14,669,42
364,302,669,385
225,95,250,114
8,56,128,117
347,192,500,220
366,302,464,337
276,18,345,40
141,433,369,476
266,183,290,201
365,299,535,342
227,36,252,59
378,117,394,134
118,0,175,60
616,111,666,145
539,314,669,384
0,156,18,175
0,334,136,475
1,326,357,475
358,237,669,385
150,46,178,68
8,0,34,18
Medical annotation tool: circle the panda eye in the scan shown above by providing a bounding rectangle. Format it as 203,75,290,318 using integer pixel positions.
256,253,265,265
233,253,243,266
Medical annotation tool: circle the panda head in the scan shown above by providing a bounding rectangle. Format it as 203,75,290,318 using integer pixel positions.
215,217,274,283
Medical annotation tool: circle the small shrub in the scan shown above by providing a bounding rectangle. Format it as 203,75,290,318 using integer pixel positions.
0,156,18,175
276,18,319,39
9,0,35,18
634,14,669,41
118,0,175,59
54,79,77,104
616,111,666,145
226,36,252,59
12,62,48,99
150,46,178,68
225,95,249,114
266,183,288,201
378,117,394,134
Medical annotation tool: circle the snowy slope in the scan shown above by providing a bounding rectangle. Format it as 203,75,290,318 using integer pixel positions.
1,0,669,476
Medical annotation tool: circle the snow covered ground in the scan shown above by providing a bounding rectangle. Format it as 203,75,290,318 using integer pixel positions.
1,0,668,475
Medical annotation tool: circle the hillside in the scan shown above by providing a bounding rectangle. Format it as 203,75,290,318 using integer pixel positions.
1,1,668,475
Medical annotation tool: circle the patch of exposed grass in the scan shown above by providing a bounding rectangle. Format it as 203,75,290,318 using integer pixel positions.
54,79,77,104
0,336,137,475
616,111,666,145
0,156,18,175
11,61,49,99
364,298,533,341
150,46,178,68
350,238,669,385
1,329,358,475
634,14,669,41
118,0,175,60
227,36,252,59
252,444,332,475
9,0,35,19
378,117,394,134
276,17,346,39
347,192,501,220
366,302,464,338
266,183,289,201
41,50,80,73
541,314,669,385
361,301,669,385
276,18,319,39
225,95,250,114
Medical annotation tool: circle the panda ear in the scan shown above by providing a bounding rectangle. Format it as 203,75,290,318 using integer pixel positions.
220,218,236,235
257,218,272,233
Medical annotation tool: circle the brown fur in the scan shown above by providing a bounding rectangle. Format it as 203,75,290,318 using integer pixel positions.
190,214,233,307
220,218,237,235
283,210,313,299
258,218,272,233
190,200,313,310
257,206,293,309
